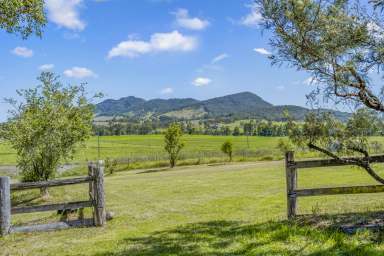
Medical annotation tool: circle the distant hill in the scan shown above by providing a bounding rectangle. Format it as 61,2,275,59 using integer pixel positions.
95,92,350,121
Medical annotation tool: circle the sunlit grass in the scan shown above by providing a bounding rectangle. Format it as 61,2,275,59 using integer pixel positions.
2,162,384,255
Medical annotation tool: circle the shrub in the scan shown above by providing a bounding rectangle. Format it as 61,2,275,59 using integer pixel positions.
221,140,233,161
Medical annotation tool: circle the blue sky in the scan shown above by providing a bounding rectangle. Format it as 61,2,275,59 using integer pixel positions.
0,0,317,121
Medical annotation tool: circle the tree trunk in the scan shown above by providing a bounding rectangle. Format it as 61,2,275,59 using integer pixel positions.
40,187,50,199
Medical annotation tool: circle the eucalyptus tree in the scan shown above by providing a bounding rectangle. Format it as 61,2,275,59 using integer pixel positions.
258,0,384,183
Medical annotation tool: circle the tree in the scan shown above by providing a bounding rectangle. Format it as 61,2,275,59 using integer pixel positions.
233,126,241,136
221,140,233,161
259,0,384,184
164,123,185,168
286,110,384,183
0,72,96,196
0,0,46,39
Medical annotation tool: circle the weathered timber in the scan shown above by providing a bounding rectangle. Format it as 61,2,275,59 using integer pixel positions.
11,176,93,191
295,155,384,169
295,185,384,197
11,200,92,214
10,218,94,233
0,177,11,236
285,151,297,219
93,160,106,226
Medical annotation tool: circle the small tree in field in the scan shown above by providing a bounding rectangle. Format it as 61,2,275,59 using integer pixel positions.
0,72,97,196
164,123,185,168
221,140,233,162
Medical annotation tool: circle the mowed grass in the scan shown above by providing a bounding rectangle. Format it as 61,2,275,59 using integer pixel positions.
3,162,384,255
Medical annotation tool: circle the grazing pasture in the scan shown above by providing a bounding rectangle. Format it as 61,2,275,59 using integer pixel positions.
4,134,383,166
0,135,290,165
2,162,384,255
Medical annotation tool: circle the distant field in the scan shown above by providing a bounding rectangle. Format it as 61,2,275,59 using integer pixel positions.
0,135,291,165
1,135,384,166
3,162,384,255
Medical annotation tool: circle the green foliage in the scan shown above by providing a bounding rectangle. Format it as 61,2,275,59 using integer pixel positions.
258,0,384,112
221,140,233,161
0,72,96,182
105,157,118,174
164,123,185,168
276,138,294,154
0,0,46,39
286,109,382,156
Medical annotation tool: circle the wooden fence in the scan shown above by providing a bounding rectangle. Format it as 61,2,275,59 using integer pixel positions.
285,151,384,219
0,161,106,236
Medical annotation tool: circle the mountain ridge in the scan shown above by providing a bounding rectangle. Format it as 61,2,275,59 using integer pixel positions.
95,91,350,121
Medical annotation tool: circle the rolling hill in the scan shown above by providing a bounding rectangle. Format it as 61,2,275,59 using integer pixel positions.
95,92,350,121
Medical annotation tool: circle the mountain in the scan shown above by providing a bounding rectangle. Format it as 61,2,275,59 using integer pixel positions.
95,92,350,121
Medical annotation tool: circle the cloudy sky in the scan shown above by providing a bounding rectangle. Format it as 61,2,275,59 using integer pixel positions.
0,0,317,121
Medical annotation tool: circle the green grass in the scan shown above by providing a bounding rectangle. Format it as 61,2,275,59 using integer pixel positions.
0,135,292,165
3,162,384,255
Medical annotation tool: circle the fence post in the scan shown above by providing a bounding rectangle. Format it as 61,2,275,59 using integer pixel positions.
285,151,297,219
88,162,95,223
0,176,11,236
93,160,106,226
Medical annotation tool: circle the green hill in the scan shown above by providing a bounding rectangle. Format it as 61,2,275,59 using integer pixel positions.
95,91,350,121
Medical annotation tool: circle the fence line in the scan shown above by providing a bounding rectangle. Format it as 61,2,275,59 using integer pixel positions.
0,161,106,236
285,151,384,219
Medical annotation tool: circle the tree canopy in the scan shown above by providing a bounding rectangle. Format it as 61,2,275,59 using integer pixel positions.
0,72,96,185
259,0,384,183
258,0,384,111
0,0,46,38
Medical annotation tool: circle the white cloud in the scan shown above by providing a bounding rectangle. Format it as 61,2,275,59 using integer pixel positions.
254,48,271,55
193,77,211,87
160,87,174,95
173,9,209,30
45,0,86,31
39,64,55,71
211,53,229,64
63,67,97,78
108,30,197,59
11,47,33,58
241,3,263,27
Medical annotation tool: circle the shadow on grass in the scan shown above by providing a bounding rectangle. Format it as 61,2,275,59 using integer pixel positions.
136,168,172,175
95,215,384,256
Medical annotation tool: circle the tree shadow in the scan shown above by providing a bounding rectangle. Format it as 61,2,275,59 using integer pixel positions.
95,214,384,256
136,168,172,175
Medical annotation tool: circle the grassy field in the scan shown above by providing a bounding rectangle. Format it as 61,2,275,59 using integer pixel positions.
3,161,384,255
0,135,292,165
3,134,377,166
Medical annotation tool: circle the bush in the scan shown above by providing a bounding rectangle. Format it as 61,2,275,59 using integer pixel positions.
221,140,233,161
105,157,118,174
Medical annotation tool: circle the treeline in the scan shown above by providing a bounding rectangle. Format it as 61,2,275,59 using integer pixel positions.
93,119,289,136
93,113,384,137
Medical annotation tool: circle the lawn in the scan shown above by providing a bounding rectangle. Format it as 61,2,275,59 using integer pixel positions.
2,161,384,255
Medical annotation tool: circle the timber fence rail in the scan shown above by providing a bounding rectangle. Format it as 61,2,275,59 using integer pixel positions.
285,151,384,219
0,161,106,236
